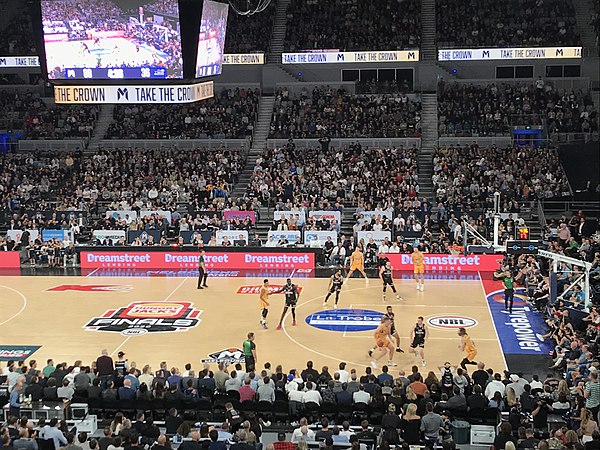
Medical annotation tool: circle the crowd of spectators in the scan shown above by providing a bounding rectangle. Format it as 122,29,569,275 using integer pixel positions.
0,17,34,56
0,2,36,56
437,0,580,47
0,147,254,250
356,79,414,95
41,0,122,28
270,87,421,139
23,104,99,140
285,0,420,52
3,343,600,449
432,144,571,214
0,91,46,131
143,0,179,17
247,141,418,211
0,91,100,139
593,3,600,48
224,2,276,54
106,88,259,139
438,80,598,136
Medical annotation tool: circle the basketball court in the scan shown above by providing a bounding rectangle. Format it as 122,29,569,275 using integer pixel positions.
0,271,512,374
44,37,169,71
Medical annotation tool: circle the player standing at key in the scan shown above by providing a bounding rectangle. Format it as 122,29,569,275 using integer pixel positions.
275,278,300,330
259,279,270,329
323,269,344,308
412,246,425,291
346,246,368,282
379,260,402,301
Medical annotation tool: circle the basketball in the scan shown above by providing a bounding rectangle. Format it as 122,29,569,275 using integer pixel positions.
376,339,385,348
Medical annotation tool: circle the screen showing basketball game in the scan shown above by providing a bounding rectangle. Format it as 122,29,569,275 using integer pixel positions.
195,0,228,78
41,0,183,80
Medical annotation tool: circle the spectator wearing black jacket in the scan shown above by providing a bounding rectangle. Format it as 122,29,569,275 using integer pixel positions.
43,378,58,400
25,376,44,401
468,385,488,411
492,422,517,450
165,409,183,435
356,420,377,442
301,361,319,383
142,419,160,442
98,428,113,450
178,432,203,450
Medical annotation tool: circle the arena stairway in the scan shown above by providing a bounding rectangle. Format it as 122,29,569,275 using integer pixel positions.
573,0,599,54
87,104,115,150
229,95,276,199
417,93,437,204
420,0,437,61
268,0,291,64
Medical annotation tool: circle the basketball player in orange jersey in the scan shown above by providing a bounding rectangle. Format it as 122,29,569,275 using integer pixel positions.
370,316,396,369
411,246,425,291
259,279,270,329
346,246,368,282
458,327,478,370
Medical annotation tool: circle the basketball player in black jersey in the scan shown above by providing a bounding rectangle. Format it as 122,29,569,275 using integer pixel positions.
197,247,208,289
323,270,344,308
368,305,404,356
409,316,429,367
379,261,402,301
275,278,300,330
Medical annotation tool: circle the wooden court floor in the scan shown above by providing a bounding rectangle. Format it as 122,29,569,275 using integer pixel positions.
0,274,508,375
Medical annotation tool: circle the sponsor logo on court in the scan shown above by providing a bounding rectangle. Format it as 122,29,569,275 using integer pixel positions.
48,284,133,292
485,288,551,354
305,309,383,332
236,285,303,295
488,290,527,306
0,345,41,361
84,301,202,336
427,315,478,329
201,348,245,364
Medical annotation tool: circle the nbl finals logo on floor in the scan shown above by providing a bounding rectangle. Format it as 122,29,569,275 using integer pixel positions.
84,301,203,336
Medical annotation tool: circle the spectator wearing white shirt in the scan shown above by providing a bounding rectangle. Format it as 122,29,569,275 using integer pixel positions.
336,362,349,383
330,243,346,265
288,387,305,403
291,419,315,443
393,216,405,232
484,373,506,399
353,385,371,405
225,371,242,392
388,242,400,253
256,377,275,403
303,382,322,405
339,421,355,438
378,242,390,254
530,375,543,393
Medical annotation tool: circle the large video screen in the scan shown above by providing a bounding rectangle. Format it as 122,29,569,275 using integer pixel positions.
41,0,183,80
195,0,228,78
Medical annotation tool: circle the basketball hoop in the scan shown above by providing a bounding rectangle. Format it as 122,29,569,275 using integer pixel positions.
449,244,464,256
227,0,273,16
